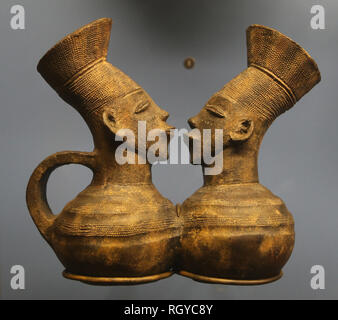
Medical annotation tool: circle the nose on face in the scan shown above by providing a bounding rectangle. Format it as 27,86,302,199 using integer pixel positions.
188,117,197,129
158,109,174,131
160,110,169,121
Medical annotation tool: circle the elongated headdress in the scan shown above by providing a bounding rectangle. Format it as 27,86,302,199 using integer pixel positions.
37,18,140,117
217,25,321,122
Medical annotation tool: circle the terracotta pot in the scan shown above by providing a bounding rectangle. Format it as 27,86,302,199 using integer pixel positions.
179,25,321,285
26,18,181,285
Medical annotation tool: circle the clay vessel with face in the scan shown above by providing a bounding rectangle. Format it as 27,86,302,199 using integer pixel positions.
179,25,321,285
187,95,256,166
26,18,181,285
103,88,173,157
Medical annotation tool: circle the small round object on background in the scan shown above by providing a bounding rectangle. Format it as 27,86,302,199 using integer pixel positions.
184,57,195,69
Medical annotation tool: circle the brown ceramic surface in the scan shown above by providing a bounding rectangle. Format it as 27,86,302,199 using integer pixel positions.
26,18,181,285
179,25,320,284
27,20,320,286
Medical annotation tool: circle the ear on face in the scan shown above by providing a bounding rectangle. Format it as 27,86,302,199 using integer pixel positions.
229,119,254,142
102,109,118,135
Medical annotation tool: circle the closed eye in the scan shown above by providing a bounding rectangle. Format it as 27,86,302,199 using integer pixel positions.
135,101,150,114
205,105,225,118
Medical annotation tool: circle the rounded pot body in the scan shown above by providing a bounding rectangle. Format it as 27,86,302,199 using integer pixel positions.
46,183,181,283
179,183,294,284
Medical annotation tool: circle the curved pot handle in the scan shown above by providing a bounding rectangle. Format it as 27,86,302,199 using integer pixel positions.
26,151,96,244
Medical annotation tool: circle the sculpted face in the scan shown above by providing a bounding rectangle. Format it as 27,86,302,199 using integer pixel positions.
103,88,174,153
187,94,254,161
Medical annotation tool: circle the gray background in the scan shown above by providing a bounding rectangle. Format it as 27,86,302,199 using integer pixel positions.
0,0,337,299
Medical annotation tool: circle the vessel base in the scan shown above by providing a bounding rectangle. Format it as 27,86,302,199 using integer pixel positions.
63,270,173,286
178,270,283,285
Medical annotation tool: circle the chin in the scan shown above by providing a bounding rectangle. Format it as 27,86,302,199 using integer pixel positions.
146,142,169,162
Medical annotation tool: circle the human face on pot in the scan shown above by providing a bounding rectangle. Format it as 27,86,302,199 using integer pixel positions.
187,94,254,163
102,88,174,154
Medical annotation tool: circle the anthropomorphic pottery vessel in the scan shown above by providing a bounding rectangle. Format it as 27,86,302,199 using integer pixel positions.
179,25,321,285
26,18,181,285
